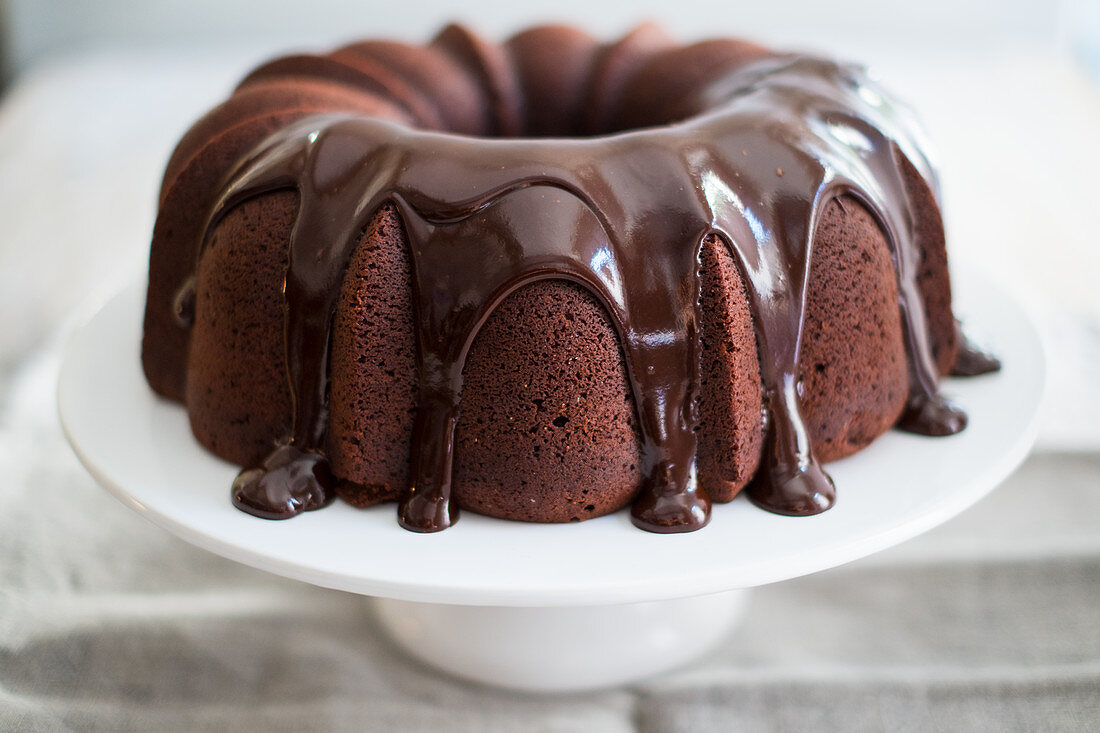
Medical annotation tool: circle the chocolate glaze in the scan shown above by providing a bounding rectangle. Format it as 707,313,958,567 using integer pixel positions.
180,45,997,532
231,443,335,519
952,320,1002,376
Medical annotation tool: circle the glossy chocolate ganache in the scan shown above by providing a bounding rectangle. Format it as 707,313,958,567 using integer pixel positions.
167,32,998,533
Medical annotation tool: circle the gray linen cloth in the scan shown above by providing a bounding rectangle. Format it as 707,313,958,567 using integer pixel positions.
1,48,1098,732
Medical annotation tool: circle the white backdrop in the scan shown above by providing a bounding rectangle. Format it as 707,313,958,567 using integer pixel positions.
7,0,1097,70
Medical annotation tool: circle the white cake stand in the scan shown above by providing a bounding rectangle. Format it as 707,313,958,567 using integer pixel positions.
59,271,1043,692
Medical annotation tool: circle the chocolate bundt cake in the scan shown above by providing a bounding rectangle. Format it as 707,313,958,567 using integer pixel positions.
142,23,999,533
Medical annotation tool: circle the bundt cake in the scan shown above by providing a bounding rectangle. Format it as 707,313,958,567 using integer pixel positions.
141,23,1000,533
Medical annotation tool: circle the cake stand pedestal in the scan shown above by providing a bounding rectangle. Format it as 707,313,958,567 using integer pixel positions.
59,272,1043,692
373,591,749,690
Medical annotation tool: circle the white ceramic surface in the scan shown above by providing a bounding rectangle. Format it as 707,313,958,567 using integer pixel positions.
373,590,749,692
59,271,1042,608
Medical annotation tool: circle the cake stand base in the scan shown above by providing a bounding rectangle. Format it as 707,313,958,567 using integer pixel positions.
372,590,749,692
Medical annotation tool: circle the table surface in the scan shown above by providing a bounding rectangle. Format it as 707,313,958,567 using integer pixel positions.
1,41,1098,731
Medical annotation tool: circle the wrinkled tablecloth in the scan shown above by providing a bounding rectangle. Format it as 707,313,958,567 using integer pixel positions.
1,44,1098,732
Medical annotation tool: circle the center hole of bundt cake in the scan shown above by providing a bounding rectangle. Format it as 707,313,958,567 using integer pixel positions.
433,72,717,140
366,26,773,139
465,29,772,138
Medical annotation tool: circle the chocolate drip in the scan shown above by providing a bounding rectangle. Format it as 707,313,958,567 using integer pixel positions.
952,320,1002,376
183,47,997,532
231,444,334,519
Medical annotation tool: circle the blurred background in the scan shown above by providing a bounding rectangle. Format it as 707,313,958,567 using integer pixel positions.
4,0,1100,73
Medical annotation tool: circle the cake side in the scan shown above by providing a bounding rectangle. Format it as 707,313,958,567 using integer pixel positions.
176,186,949,522
143,82,409,402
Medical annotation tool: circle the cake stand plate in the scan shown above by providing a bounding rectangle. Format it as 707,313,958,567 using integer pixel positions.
59,272,1043,691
